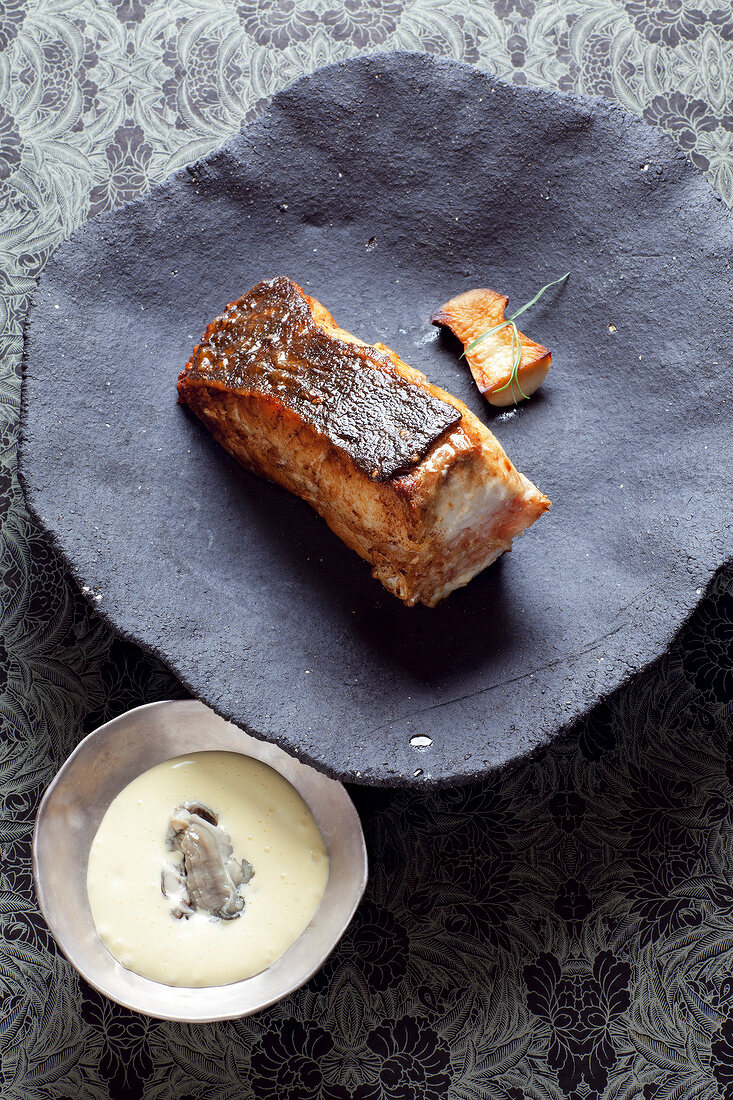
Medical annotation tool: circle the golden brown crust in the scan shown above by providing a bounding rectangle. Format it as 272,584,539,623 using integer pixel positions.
181,277,461,481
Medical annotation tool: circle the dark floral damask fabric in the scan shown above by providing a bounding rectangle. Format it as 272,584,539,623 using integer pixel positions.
0,1,732,1098
525,951,631,1094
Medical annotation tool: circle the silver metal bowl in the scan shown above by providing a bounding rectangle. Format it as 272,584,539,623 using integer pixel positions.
33,700,368,1022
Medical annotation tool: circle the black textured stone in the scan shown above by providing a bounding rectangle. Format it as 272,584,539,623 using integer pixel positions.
19,52,733,786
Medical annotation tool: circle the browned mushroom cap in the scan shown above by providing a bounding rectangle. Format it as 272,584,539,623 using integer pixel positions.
431,288,551,406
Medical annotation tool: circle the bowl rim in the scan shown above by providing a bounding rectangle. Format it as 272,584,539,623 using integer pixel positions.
33,699,368,1022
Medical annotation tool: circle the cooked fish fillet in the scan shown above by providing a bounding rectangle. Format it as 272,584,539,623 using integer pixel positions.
178,277,550,607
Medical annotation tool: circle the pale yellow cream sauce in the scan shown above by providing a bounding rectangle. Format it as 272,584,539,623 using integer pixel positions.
86,751,329,987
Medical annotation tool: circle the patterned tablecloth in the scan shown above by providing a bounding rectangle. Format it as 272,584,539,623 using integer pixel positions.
1,2,732,1097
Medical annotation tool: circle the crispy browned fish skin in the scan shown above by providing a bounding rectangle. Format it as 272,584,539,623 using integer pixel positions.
178,278,550,607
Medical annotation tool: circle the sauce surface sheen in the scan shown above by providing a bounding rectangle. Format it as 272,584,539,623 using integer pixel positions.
86,751,329,987
185,276,461,480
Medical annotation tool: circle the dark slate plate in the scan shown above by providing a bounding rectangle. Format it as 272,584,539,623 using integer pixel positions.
20,52,732,786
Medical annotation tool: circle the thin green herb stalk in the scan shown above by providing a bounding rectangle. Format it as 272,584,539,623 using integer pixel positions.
461,272,570,358
504,271,569,324
461,318,513,358
492,320,528,402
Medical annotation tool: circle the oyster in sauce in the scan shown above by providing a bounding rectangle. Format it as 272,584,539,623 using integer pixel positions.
161,801,254,921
